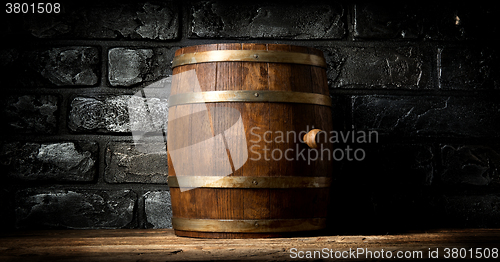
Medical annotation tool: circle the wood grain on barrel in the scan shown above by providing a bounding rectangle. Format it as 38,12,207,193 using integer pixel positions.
195,44,219,228
170,45,197,223
212,43,245,238
241,43,271,236
267,44,293,229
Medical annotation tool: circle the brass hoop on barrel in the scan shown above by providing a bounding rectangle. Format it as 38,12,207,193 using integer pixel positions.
168,90,332,107
167,176,331,189
172,218,326,233
172,50,327,68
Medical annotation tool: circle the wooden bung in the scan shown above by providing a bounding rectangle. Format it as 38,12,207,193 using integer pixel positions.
303,129,323,149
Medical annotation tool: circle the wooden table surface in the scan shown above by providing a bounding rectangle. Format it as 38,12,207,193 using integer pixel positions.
1,229,499,261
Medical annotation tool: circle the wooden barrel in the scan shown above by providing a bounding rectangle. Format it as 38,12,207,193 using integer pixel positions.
167,43,333,238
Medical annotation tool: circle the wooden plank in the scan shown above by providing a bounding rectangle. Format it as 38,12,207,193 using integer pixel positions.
267,44,295,225
309,46,333,178
267,45,327,222
1,229,499,261
173,44,218,238
289,45,315,177
180,45,200,223
169,45,198,223
193,44,218,227
306,46,332,219
267,43,292,179
241,44,271,236
215,43,245,222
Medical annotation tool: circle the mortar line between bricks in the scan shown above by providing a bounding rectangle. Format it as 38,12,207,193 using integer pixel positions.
11,182,171,191
329,89,500,97
2,87,153,97
101,46,108,88
55,93,66,136
4,133,500,145
6,38,492,50
137,191,147,229
96,139,107,185
180,0,189,42
346,2,355,41
4,87,499,97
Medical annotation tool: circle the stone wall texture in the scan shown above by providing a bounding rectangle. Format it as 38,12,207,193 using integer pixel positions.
1,1,498,232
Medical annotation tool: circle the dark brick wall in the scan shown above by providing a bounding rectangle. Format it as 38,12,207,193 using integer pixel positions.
1,1,498,233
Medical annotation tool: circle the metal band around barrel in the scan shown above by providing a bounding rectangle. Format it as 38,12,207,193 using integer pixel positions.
168,176,331,189
168,90,332,107
172,50,327,68
172,218,326,233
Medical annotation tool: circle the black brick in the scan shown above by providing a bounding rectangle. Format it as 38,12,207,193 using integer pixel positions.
144,191,172,228
352,95,500,138
424,3,498,41
23,2,179,40
105,142,168,184
439,194,500,227
323,46,430,89
108,48,175,87
68,94,168,133
353,3,498,41
0,142,97,182
439,46,499,89
16,189,136,229
441,145,500,186
0,95,58,134
190,1,345,39
0,47,99,87
353,3,423,39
